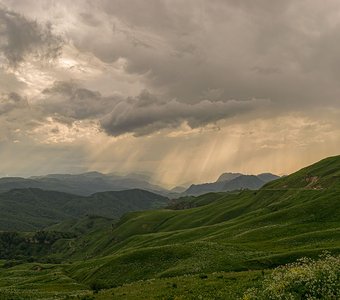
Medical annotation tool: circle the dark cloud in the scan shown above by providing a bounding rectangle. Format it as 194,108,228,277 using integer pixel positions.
36,82,267,137
0,6,63,67
0,0,339,139
65,0,340,110
101,90,268,136
39,81,119,122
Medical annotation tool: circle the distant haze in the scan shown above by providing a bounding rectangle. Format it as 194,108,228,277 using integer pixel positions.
0,1,339,186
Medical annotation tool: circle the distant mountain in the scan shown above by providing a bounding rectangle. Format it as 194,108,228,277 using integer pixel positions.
257,173,280,182
0,170,280,199
222,175,264,191
0,172,166,196
184,181,226,195
0,188,169,231
170,186,188,193
184,172,279,196
216,172,243,182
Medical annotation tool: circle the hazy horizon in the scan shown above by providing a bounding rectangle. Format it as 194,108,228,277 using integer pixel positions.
0,169,283,190
0,1,339,186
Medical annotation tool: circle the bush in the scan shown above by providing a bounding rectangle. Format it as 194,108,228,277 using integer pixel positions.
242,253,339,300
90,281,110,293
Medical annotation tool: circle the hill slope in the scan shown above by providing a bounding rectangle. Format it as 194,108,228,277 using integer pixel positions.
0,155,339,298
265,155,340,190
0,188,168,231
62,156,340,287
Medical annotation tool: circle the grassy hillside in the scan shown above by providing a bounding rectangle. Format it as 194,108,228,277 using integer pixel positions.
63,188,339,288
61,156,340,289
0,188,168,231
0,155,339,298
265,155,340,189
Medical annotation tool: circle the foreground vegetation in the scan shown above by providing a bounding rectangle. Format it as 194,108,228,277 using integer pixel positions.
244,253,340,300
1,255,338,299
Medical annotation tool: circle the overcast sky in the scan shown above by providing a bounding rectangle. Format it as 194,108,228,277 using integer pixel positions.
0,0,339,187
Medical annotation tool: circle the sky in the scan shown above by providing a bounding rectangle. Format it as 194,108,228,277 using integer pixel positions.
0,0,339,187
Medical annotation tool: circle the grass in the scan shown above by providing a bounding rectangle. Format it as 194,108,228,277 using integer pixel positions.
265,155,340,190
94,270,265,300
58,186,339,291
0,263,89,299
0,155,339,298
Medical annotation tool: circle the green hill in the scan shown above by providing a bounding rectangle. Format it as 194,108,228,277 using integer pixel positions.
64,157,340,288
63,188,339,288
0,188,168,231
265,155,340,190
0,155,339,299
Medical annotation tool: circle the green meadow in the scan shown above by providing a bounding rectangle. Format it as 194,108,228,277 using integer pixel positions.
0,156,339,299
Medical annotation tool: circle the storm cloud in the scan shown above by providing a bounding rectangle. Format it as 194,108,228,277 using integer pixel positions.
62,0,340,108
37,82,268,136
0,6,62,67
39,81,119,122
101,91,268,136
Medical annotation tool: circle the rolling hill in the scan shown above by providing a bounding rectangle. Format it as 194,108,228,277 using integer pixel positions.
62,155,340,289
0,155,339,299
264,155,340,190
0,188,168,231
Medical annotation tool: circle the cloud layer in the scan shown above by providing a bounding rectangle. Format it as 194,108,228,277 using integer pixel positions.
0,1,339,185
101,91,268,136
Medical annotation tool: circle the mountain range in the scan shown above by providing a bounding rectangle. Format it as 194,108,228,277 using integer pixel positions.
0,172,166,196
184,172,280,195
0,170,280,197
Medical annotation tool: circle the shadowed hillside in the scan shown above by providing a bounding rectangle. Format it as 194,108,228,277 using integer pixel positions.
0,188,168,231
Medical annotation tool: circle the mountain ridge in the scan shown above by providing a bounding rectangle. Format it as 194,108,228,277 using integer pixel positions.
264,155,340,190
185,172,280,195
0,172,166,196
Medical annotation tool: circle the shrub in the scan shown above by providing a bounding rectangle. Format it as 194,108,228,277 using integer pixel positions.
242,253,339,300
90,281,109,293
